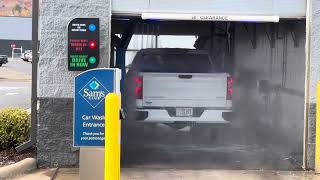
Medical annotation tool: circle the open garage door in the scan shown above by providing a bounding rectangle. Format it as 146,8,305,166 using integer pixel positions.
112,17,306,170
112,0,306,19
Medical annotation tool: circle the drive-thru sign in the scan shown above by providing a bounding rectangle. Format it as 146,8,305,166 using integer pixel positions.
73,68,121,147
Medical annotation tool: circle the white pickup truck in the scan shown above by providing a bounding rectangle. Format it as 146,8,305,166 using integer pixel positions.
124,48,233,127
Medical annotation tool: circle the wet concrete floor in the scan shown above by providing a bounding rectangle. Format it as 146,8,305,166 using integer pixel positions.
122,122,303,170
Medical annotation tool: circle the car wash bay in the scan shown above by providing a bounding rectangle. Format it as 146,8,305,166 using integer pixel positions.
111,19,306,170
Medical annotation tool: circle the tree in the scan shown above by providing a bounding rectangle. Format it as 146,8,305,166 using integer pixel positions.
12,4,22,15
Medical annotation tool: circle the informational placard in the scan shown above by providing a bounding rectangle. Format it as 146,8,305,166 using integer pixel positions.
74,68,121,147
68,18,100,71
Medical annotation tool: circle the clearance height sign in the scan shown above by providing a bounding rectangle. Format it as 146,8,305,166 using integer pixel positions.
68,18,100,71
73,69,121,147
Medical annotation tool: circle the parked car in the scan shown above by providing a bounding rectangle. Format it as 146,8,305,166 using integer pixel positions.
21,50,32,62
0,55,8,67
124,48,233,129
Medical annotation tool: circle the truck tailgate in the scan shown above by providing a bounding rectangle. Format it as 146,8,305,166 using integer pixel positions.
142,73,229,108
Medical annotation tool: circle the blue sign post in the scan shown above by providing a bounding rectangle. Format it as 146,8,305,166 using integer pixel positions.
74,68,121,147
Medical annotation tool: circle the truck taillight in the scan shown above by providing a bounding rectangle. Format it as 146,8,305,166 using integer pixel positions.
227,76,233,100
134,76,143,99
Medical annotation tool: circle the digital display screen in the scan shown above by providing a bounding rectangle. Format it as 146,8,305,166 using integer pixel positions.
68,18,99,71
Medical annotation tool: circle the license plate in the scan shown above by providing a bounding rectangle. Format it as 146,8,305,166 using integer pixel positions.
176,108,193,117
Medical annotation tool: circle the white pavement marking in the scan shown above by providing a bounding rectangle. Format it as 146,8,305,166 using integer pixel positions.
5,93,19,96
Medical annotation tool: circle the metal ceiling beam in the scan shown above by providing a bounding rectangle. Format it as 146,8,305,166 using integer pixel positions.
115,21,134,93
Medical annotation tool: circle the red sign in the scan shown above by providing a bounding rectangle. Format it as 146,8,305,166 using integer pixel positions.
11,44,16,48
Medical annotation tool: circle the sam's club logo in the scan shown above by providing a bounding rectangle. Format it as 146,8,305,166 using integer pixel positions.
79,77,109,108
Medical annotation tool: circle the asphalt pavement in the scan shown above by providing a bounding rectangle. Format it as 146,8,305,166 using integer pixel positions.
0,81,31,109
0,58,31,109
4,58,32,75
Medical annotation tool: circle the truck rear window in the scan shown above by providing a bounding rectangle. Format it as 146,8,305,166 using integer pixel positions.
133,53,214,73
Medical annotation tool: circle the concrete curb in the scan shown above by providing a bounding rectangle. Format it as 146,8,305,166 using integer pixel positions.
0,158,37,180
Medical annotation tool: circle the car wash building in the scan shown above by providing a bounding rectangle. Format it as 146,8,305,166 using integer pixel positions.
38,0,320,171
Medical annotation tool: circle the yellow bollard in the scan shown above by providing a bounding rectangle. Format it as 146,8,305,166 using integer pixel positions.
316,81,320,173
105,93,121,180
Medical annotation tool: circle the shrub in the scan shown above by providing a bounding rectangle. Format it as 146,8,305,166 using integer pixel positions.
0,108,30,149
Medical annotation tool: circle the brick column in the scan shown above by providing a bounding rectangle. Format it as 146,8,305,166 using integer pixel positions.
37,0,111,167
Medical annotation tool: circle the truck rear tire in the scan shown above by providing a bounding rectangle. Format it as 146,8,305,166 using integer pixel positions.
0,63,2,67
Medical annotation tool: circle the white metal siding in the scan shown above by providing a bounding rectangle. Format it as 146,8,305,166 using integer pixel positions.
112,0,306,18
